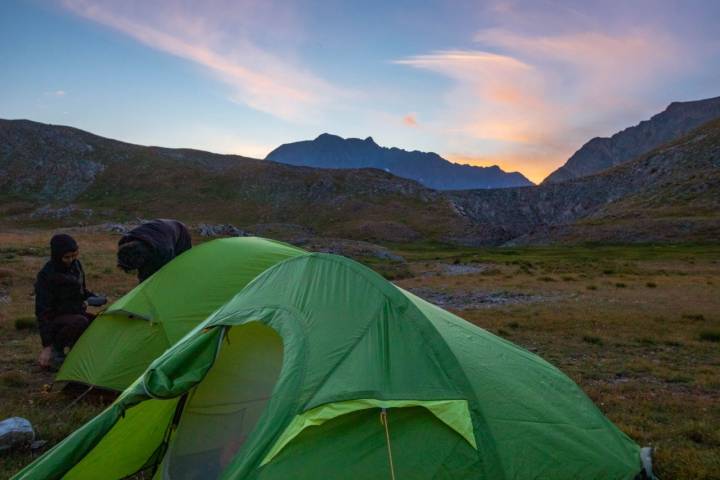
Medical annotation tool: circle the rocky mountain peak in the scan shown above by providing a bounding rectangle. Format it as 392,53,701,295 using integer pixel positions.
266,134,533,190
543,95,720,184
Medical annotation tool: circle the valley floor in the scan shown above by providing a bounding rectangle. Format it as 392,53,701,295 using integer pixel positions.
1,230,719,479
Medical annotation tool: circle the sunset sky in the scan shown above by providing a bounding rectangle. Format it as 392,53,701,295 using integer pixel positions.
2,0,719,183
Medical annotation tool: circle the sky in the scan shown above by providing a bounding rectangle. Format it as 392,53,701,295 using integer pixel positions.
1,0,719,183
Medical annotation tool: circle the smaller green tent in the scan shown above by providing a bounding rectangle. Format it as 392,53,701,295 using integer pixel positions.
56,237,306,391
17,253,652,480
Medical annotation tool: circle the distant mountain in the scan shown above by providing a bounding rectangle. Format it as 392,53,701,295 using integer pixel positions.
265,133,533,190
451,117,720,244
544,96,720,184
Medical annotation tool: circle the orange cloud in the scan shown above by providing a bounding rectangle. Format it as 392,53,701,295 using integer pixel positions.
60,0,347,122
396,27,685,181
446,152,557,185
403,114,418,127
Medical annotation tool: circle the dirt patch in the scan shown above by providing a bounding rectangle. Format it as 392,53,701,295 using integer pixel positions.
437,263,488,276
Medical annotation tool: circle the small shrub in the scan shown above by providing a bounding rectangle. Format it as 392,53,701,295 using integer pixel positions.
480,268,502,277
508,321,520,330
602,269,615,275
14,317,37,330
615,282,627,288
637,337,656,346
686,430,708,444
582,335,603,345
666,375,692,384
586,285,598,290
698,331,720,342
497,329,510,337
682,314,705,321
481,268,502,276
561,276,576,282
0,267,13,281
646,282,657,288
538,276,556,282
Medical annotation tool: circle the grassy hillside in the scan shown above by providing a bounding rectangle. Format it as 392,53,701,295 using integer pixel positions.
0,120,475,244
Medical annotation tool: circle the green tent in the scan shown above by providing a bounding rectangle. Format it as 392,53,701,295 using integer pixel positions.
17,253,650,479
56,237,306,391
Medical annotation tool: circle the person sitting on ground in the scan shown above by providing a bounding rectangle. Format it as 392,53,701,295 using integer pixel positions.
116,219,192,283
35,234,106,370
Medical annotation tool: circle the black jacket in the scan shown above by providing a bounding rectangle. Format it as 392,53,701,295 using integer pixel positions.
119,219,192,282
34,259,91,347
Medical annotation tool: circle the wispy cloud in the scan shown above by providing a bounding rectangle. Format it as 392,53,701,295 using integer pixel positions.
396,26,689,182
59,0,348,122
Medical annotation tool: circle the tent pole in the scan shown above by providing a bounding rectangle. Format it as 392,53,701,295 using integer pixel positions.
380,408,397,480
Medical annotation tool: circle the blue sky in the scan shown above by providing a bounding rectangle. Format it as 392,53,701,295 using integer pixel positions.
1,0,719,182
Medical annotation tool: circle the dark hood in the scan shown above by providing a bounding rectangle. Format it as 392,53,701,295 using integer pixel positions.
50,234,78,265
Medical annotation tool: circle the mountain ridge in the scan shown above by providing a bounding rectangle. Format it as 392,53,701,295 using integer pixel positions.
265,132,534,190
543,95,720,183
0,118,478,244
1,116,718,246
451,117,720,243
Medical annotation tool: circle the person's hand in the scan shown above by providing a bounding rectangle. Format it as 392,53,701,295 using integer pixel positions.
38,346,53,368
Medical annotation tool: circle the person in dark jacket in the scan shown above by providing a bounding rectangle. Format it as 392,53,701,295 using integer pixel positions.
35,234,105,369
117,219,192,283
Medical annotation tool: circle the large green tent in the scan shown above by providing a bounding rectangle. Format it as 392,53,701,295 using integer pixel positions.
56,237,305,391
17,253,651,479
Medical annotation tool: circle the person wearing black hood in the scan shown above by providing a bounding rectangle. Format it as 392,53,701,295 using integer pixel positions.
34,234,106,370
117,219,192,283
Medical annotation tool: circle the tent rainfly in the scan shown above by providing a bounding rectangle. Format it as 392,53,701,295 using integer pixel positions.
17,253,654,479
56,237,305,391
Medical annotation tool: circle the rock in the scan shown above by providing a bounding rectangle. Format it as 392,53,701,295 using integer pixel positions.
30,205,94,220
30,440,48,451
103,223,131,234
406,287,554,310
304,238,406,263
197,223,248,237
436,264,488,276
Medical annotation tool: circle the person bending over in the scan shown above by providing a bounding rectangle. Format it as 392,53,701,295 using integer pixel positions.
117,219,192,283
35,234,106,370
